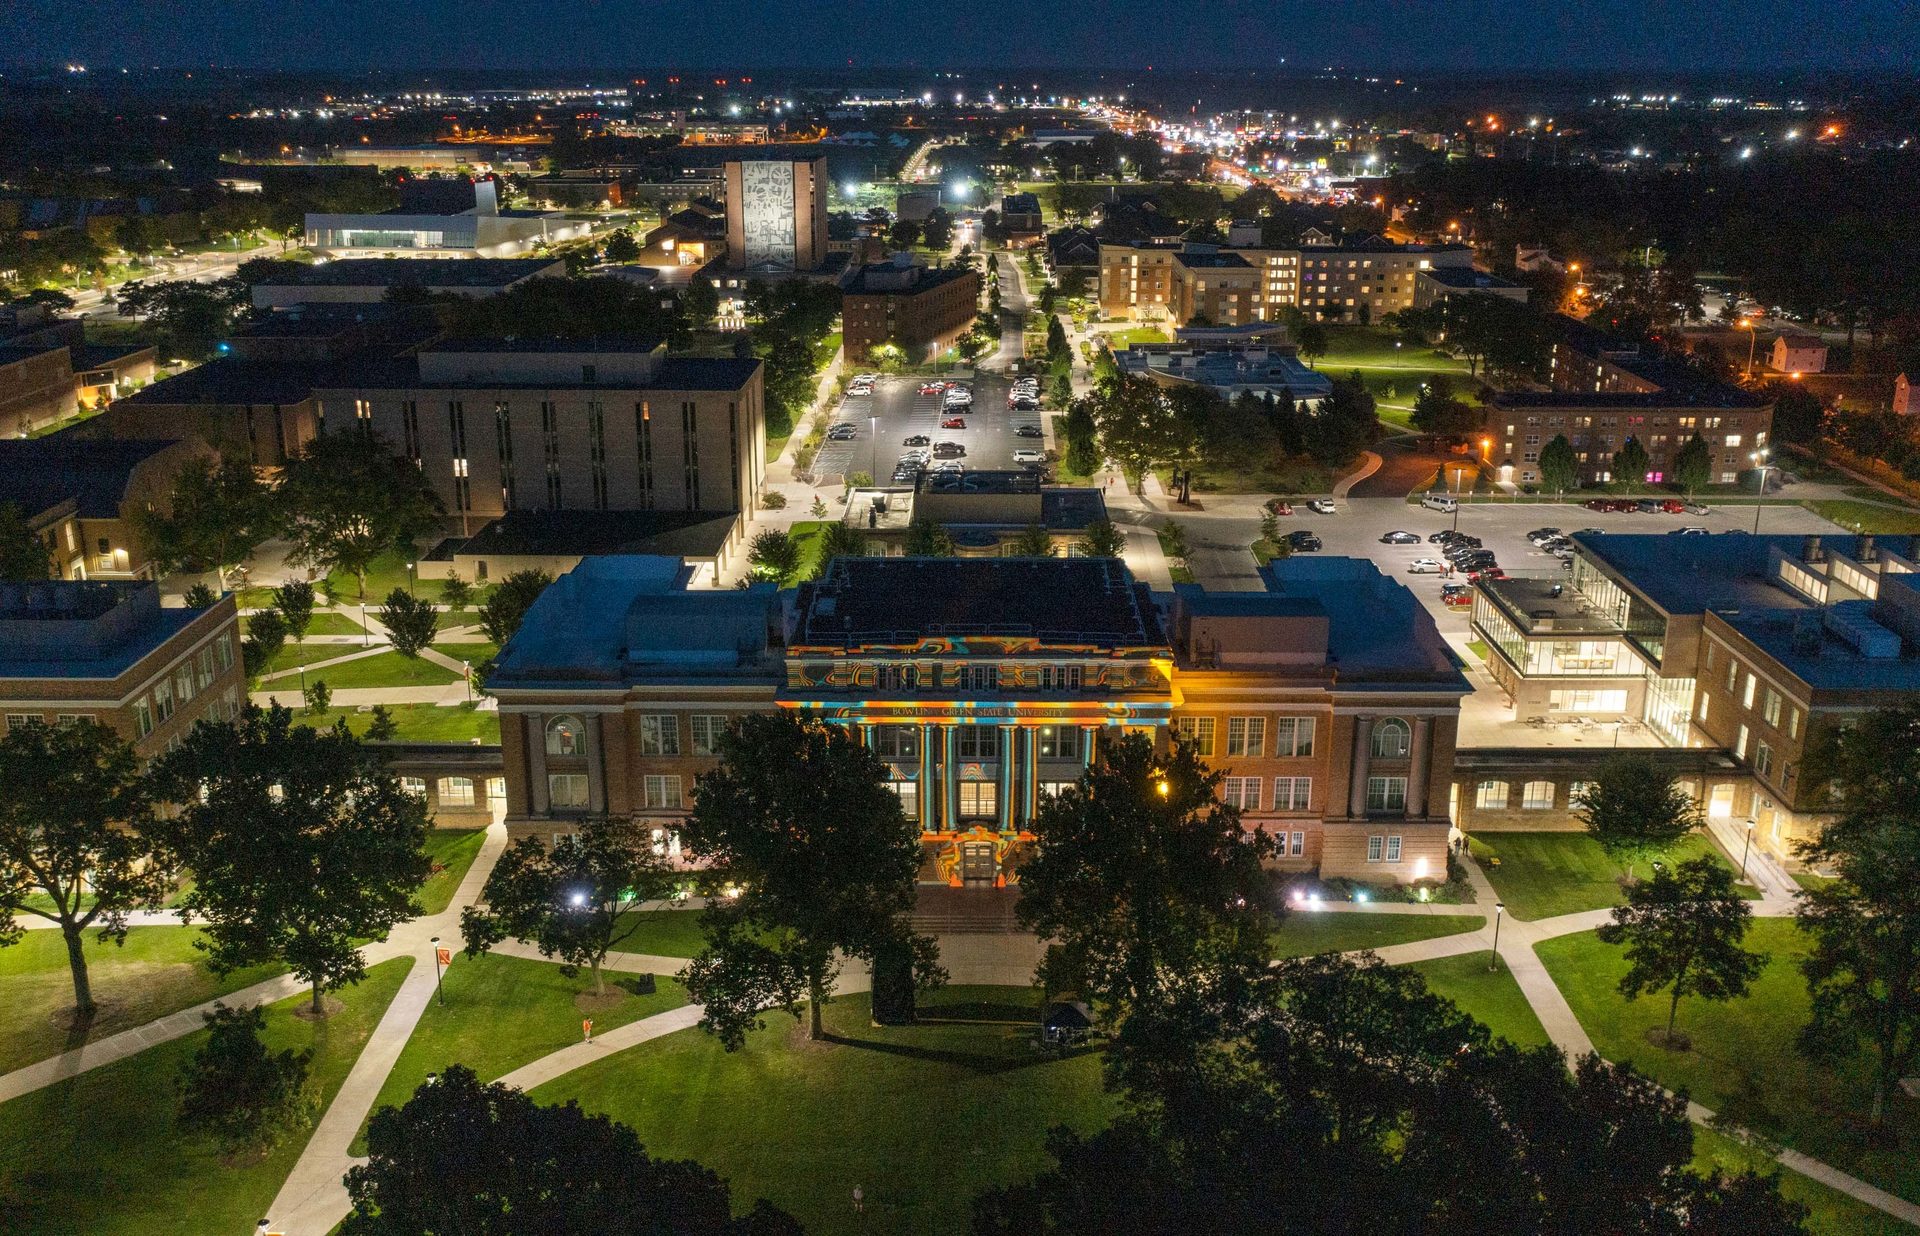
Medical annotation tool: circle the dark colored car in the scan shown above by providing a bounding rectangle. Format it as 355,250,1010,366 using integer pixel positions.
1379,530,1421,545
1015,425,1044,437
1287,530,1322,551
903,434,930,447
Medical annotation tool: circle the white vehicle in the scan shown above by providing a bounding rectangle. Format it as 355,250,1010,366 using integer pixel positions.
1308,499,1338,514
1013,448,1045,464
1407,558,1446,574
1420,493,1458,513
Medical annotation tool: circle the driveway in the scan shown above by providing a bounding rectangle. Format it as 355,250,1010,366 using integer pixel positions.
1347,434,1465,498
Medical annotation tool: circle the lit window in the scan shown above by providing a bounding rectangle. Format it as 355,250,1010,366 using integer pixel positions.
690,715,728,757
1370,718,1411,758
1366,776,1407,812
1221,776,1260,810
1521,781,1555,810
1035,725,1080,760
639,714,680,756
440,777,476,807
1273,717,1315,756
1273,776,1311,810
1226,716,1266,757
545,715,584,756
548,773,589,809
400,776,427,797
1475,780,1509,810
643,775,684,809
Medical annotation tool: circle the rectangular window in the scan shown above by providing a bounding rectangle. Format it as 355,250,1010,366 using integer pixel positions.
1039,780,1077,800
690,715,727,757
197,647,214,690
1735,724,1751,760
635,401,654,510
5,713,37,731
958,780,998,817
1290,830,1306,857
871,725,921,761
547,773,589,809
639,714,680,756
1521,780,1555,810
1726,659,1739,691
1273,717,1316,757
54,712,85,726
889,780,919,816
1475,780,1509,810
154,679,175,723
1035,725,1080,760
1756,741,1775,780
1366,776,1407,813
487,777,506,806
965,664,998,691
1742,673,1757,710
1762,687,1781,727
1367,835,1384,863
215,635,234,671
956,726,1001,759
644,775,684,809
1221,776,1260,810
1036,665,1082,690
400,776,427,797
175,666,195,704
1172,715,1216,755
1385,835,1402,863
1272,776,1312,810
440,777,476,807
1226,716,1266,757
1787,708,1800,740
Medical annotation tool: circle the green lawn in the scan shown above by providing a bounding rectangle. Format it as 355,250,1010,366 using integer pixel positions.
1158,458,1334,496
786,520,834,584
418,829,488,916
1049,417,1100,485
0,927,284,1075
429,640,499,671
278,650,460,691
1270,911,1485,959
1693,1126,1916,1236
530,986,1118,1236
1802,500,1920,535
609,908,712,958
325,548,482,604
255,642,369,678
244,610,366,640
0,958,412,1236
1470,830,1759,921
1100,325,1168,347
291,702,499,745
1539,919,1920,1206
1409,950,1552,1048
351,954,687,1154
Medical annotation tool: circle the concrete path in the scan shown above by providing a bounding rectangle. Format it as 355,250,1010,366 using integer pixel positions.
1332,450,1384,499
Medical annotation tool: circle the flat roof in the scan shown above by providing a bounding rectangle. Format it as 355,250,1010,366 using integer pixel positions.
1575,533,1920,615
455,509,737,560
0,438,185,518
1419,267,1524,289
842,264,975,296
252,257,561,288
427,335,664,354
792,556,1164,648
1258,558,1469,683
1480,576,1622,633
1717,602,1920,691
117,357,329,407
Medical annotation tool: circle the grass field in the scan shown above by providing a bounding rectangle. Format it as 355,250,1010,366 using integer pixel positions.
1270,911,1485,959
429,640,498,672
1408,950,1552,1048
0,958,412,1236
1539,919,1919,1206
530,985,1118,1236
1802,499,1920,534
786,519,835,584
291,702,499,745
1316,325,1475,430
0,926,284,1075
608,908,712,958
255,642,370,678
417,829,488,916
280,650,461,691
325,549,489,605
1469,830,1759,921
244,610,366,640
1159,458,1334,497
1693,1126,1917,1236
351,954,687,1154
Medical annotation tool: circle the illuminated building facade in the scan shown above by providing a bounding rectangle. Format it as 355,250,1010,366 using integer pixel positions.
489,555,1470,887
724,157,830,273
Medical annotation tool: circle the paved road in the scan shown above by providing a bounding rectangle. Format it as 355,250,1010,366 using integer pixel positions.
814,375,1044,482
1348,435,1461,498
71,240,284,318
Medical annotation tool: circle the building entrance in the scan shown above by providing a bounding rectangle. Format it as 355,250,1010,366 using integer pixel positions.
960,840,998,885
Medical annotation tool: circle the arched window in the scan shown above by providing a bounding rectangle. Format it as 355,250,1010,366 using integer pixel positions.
545,714,584,756
1370,718,1411,759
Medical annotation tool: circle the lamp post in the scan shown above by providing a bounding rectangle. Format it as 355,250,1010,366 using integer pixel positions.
406,560,416,596
1750,449,1773,535
1740,820,1755,881
429,935,446,1006
1489,901,1506,972
870,413,879,483
1738,318,1757,377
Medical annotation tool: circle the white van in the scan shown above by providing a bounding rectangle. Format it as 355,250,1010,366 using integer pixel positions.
1421,493,1459,513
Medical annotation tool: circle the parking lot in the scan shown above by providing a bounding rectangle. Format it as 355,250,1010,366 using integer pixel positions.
811,373,1047,482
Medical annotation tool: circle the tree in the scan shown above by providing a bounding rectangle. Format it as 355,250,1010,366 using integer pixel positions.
888,218,922,250
176,1002,314,1156
747,528,801,582
462,817,678,998
680,712,940,1045
0,720,170,1020
1539,433,1580,496
151,706,431,1014
1077,520,1125,558
303,678,332,715
1304,375,1378,467
365,704,398,742
1046,315,1070,364
1016,734,1274,1080
183,582,218,609
1612,435,1654,493
1294,320,1328,367
904,515,957,557
1575,752,1702,879
342,1066,799,1236
1090,376,1183,481
1008,525,1055,556
1793,704,1920,1124
440,570,473,612
278,431,443,600
478,569,555,645
0,501,53,581
680,276,720,333
114,277,249,362
813,522,869,576
134,455,272,590
1674,432,1713,496
1408,374,1475,437
1596,855,1765,1047
273,579,316,644
920,209,954,252
243,608,288,676
377,588,439,658
602,228,640,263
1062,397,1101,476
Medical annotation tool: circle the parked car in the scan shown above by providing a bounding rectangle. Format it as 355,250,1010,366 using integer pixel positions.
1013,448,1046,464
1379,530,1421,545
1682,502,1710,515
1015,425,1044,438
1660,499,1687,514
1428,530,1460,544
941,416,967,429
1576,527,1605,535
1526,527,1562,545
1265,499,1295,516
1467,566,1508,582
1287,530,1322,551
1009,397,1040,411
1670,526,1711,536
903,434,930,447
827,424,858,440
1308,499,1337,514
933,441,965,457
1633,499,1662,514
930,460,964,475
918,381,948,395
1407,558,1446,574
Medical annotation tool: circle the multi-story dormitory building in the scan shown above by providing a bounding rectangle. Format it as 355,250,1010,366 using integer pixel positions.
486,555,1472,888
1462,532,1920,865
1098,237,1476,326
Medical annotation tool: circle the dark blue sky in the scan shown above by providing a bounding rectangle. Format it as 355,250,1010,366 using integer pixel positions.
7,0,1916,73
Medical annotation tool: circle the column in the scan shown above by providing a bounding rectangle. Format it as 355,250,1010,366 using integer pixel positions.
1405,717,1431,818
1348,715,1374,818
859,723,874,749
1081,725,1098,768
944,724,959,830
527,714,550,814
998,724,1016,832
585,714,607,813
1022,726,1038,827
918,723,933,832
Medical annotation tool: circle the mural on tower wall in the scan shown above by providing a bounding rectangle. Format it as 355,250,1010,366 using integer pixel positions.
739,161,797,270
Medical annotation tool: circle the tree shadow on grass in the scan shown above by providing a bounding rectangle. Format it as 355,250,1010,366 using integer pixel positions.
817,1029,1102,1076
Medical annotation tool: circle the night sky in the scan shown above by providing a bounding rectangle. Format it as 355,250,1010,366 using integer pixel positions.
5,0,1916,74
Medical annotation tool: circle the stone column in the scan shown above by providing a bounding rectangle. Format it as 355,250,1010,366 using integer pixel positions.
527,714,550,815
918,723,933,832
1405,716,1431,818
944,724,959,829
1021,726,1038,827
585,714,606,813
1081,725,1097,768
999,724,1016,832
1348,715,1374,818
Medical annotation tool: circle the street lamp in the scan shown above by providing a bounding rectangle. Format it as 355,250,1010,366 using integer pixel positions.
1737,318,1757,377
1489,901,1506,972
1740,820,1755,880
429,935,446,1006
870,413,879,481
1750,449,1773,534
406,561,416,596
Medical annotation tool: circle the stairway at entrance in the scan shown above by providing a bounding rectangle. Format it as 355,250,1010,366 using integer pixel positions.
911,885,1024,934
